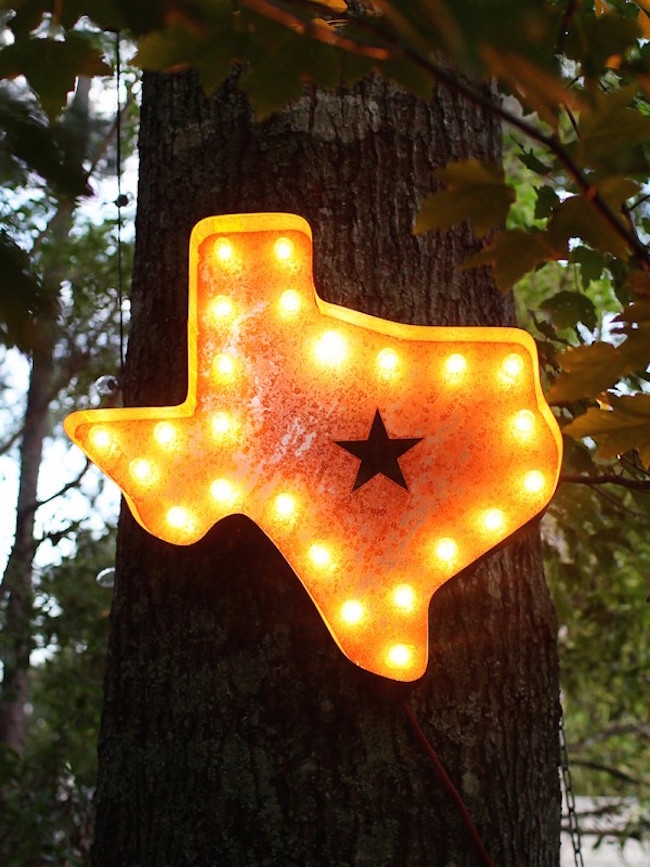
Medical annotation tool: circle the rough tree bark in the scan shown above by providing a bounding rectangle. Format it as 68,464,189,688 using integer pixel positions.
92,70,560,866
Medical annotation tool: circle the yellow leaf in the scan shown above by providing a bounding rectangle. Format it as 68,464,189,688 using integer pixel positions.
319,0,348,11
595,0,610,15
638,9,650,38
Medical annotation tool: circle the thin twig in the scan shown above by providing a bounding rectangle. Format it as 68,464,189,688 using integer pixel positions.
570,758,647,786
0,424,25,456
560,473,650,491
17,459,90,519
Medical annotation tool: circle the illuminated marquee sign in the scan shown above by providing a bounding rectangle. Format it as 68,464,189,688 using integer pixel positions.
64,213,562,681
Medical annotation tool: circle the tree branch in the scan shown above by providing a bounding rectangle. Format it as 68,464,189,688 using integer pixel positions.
0,423,25,456
570,758,647,786
242,0,650,271
17,458,90,519
560,473,650,491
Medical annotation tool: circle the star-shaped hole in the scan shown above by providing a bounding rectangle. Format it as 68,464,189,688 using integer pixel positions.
335,409,423,491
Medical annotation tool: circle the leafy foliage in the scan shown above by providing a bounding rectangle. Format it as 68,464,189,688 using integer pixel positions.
1,0,650,848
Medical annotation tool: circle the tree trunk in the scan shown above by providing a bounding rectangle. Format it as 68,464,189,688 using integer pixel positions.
0,331,54,753
93,71,560,866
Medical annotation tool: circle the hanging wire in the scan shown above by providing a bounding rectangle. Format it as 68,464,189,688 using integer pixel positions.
401,699,496,867
559,708,585,867
114,30,127,382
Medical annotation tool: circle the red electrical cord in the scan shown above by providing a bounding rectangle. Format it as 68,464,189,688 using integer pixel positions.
401,699,496,867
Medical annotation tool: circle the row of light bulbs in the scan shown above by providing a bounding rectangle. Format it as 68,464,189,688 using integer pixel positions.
207,299,527,384
206,233,529,382
88,403,540,459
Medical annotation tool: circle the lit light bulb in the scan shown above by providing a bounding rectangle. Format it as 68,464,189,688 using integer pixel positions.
88,426,113,451
341,600,364,625
211,412,233,438
386,644,412,669
393,584,416,611
210,478,237,504
210,295,234,320
129,458,155,484
502,353,524,380
167,506,191,530
274,237,293,261
274,493,296,518
279,289,301,316
214,238,233,263
153,422,179,448
309,544,331,568
377,348,399,375
434,537,458,563
523,470,545,494
315,331,346,366
483,508,505,532
513,410,535,437
445,353,467,379
212,353,236,382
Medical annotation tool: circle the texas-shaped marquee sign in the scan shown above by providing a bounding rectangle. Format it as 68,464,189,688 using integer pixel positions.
64,213,562,681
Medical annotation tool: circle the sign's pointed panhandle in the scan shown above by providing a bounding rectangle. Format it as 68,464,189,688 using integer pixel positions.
64,213,562,681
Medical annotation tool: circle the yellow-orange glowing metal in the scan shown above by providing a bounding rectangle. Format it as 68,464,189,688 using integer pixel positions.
64,213,562,682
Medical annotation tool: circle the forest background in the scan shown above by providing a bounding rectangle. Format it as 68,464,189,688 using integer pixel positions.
1,0,650,862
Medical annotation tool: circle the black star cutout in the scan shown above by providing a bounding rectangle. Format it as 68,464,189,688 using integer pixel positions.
335,409,423,491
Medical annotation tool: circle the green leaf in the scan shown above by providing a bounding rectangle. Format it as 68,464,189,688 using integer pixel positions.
564,394,650,468
0,32,111,119
570,246,605,289
547,331,650,403
518,148,553,175
0,231,57,351
565,12,640,77
540,290,597,332
0,89,90,197
415,159,515,237
548,195,629,259
463,228,565,292
534,185,559,219
577,88,650,174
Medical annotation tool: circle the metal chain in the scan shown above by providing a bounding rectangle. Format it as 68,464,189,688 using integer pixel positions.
559,709,585,867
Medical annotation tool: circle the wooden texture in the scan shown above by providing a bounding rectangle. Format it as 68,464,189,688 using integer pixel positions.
92,71,560,866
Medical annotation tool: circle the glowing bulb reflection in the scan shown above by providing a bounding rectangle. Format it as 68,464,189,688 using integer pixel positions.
393,584,416,611
434,537,458,563
89,427,113,451
341,600,364,625
523,470,545,494
502,353,524,380
483,508,505,532
212,353,236,381
129,458,155,484
377,348,399,375
513,410,535,437
211,412,233,438
274,493,296,518
386,644,412,669
309,544,331,568
315,331,346,366
445,353,467,379
153,422,179,448
167,506,191,529
210,295,234,320
215,238,233,263
279,289,301,316
275,237,293,261
210,478,236,504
